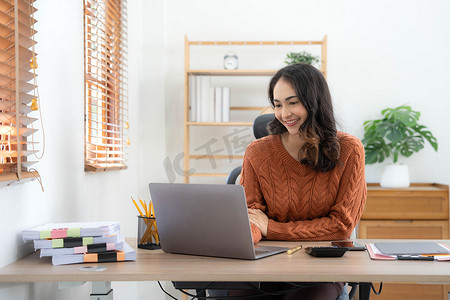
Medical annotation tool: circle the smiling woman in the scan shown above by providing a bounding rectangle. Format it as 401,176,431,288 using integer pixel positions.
236,63,367,299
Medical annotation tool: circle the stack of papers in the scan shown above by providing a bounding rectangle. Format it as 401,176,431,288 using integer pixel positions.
366,242,450,261
23,222,136,266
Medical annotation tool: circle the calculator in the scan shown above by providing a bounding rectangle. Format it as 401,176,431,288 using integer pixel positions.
305,247,348,257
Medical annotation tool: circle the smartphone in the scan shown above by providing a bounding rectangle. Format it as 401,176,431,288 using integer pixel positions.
331,241,366,251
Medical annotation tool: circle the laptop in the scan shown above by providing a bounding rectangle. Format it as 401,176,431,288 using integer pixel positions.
149,183,288,260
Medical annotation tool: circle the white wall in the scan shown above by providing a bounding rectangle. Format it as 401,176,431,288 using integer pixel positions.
1,0,449,299
164,0,450,185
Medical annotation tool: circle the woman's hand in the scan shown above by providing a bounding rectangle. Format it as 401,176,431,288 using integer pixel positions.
248,209,268,237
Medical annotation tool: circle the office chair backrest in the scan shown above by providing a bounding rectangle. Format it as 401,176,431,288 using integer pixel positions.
253,113,275,139
226,113,275,184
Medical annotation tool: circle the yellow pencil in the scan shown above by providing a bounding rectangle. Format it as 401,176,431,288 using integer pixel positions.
139,197,148,217
150,200,155,217
132,197,144,217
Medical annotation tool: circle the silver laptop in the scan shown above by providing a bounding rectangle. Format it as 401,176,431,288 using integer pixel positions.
149,183,288,260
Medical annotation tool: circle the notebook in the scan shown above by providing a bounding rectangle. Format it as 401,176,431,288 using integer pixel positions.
40,241,124,257
149,183,288,260
23,221,120,241
34,234,121,250
51,242,135,266
374,242,450,256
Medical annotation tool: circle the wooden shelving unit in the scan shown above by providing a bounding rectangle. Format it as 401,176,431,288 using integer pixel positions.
183,36,327,183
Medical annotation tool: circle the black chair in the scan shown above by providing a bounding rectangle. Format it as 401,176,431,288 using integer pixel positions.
226,113,275,184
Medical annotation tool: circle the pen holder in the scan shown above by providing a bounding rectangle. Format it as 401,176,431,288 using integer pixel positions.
137,216,161,250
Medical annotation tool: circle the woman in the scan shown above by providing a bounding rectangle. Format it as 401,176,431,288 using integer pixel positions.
237,63,367,299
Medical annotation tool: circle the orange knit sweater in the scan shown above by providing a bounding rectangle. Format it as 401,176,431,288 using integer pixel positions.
240,131,367,243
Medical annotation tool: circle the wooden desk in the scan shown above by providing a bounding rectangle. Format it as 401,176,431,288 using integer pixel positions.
1,239,450,299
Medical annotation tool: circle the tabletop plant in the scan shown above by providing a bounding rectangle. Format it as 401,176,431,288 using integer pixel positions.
285,51,320,66
362,105,438,164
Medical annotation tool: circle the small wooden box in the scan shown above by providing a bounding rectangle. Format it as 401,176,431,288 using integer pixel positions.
358,183,450,300
362,183,449,220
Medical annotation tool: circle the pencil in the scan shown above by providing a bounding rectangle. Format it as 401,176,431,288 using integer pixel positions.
132,197,144,217
139,197,148,217
150,201,155,217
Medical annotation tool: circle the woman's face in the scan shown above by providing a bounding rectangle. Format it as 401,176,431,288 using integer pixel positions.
272,78,308,136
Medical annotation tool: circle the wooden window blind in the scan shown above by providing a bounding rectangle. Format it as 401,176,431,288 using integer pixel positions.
84,0,128,172
0,0,39,185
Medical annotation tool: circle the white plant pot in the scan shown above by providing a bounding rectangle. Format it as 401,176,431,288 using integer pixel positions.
380,164,410,188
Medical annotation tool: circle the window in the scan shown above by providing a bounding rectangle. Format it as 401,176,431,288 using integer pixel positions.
84,0,128,172
0,0,39,185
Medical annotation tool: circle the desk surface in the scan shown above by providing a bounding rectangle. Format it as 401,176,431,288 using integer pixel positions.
1,239,450,283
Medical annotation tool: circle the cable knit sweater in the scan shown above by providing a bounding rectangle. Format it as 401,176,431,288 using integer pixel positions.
240,131,367,243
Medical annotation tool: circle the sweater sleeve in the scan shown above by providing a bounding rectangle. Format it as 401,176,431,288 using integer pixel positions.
240,145,266,243
250,223,262,244
266,140,367,241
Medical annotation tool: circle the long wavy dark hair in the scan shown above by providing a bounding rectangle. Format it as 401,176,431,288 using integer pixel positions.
268,63,340,172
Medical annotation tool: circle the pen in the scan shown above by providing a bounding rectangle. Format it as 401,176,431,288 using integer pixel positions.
287,245,302,255
397,255,434,261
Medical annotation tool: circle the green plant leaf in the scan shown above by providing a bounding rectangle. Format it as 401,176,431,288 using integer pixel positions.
285,51,319,65
412,124,438,151
382,105,419,127
399,135,424,157
362,105,437,164
371,120,407,145
363,138,391,164
363,120,381,133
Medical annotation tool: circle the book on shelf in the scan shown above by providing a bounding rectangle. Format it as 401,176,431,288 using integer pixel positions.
214,87,223,122
33,234,121,250
200,76,211,122
195,75,202,122
40,241,124,257
190,76,231,123
208,87,215,122
222,87,230,122
51,241,136,266
189,75,197,121
22,221,120,241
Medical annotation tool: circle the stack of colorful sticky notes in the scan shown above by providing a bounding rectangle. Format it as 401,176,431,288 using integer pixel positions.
23,221,136,266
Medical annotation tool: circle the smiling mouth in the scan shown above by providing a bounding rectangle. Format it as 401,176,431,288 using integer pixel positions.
284,118,300,126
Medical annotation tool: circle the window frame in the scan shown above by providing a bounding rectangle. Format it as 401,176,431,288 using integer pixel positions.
84,0,128,172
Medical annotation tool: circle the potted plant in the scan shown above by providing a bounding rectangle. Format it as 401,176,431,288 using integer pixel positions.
285,51,320,66
362,105,438,188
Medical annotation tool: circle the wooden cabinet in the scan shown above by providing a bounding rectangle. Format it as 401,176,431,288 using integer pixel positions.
358,183,450,300
183,36,327,183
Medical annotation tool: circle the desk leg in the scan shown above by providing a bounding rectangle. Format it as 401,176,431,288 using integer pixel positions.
90,281,113,300
358,283,371,300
